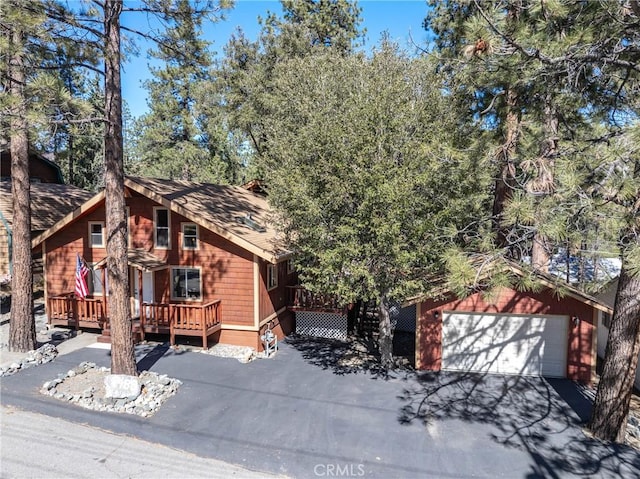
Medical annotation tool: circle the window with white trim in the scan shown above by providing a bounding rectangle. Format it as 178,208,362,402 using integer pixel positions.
267,263,278,291
154,208,170,249
88,222,104,248
171,267,202,300
182,223,198,250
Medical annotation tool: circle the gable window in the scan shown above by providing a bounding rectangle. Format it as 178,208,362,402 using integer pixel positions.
88,222,104,248
171,267,202,300
154,208,170,249
182,223,198,250
602,312,612,329
267,263,278,291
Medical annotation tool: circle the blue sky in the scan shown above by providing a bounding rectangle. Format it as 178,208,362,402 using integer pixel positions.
121,0,431,118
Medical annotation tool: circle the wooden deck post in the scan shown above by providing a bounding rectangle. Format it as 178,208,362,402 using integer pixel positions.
72,295,79,331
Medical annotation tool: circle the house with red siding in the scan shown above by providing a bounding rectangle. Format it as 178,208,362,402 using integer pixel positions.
32,176,296,351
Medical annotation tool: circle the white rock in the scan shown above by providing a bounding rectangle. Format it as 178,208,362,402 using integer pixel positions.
104,374,141,400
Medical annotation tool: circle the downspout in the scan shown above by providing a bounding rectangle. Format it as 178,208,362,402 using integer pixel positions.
0,209,12,276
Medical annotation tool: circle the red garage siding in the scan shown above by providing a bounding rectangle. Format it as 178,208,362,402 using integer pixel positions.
416,286,596,384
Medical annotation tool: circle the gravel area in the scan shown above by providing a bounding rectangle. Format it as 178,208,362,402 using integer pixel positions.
40,361,181,418
200,343,261,362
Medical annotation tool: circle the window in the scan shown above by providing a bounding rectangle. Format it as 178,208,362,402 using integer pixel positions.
602,312,612,329
287,259,295,274
267,263,278,290
154,208,170,249
88,222,104,247
171,267,202,300
182,223,198,250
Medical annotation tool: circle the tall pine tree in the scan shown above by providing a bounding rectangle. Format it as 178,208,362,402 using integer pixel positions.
133,0,229,181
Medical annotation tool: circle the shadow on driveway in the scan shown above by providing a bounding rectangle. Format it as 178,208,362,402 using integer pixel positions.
285,333,415,377
396,371,640,478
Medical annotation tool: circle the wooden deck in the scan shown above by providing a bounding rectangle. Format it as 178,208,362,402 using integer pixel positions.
47,293,222,348
286,286,345,313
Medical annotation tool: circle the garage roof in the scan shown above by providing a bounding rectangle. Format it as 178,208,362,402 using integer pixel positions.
405,257,614,314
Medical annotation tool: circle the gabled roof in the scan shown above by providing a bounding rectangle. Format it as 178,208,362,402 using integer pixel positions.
0,149,65,183
404,257,613,314
505,260,613,313
0,182,93,231
32,176,289,264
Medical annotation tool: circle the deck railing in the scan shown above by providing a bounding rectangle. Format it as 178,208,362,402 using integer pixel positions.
172,300,222,331
139,300,221,332
48,293,222,347
48,293,105,329
286,286,343,312
140,302,172,332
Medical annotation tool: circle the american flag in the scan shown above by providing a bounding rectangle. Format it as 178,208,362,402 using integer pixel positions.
75,253,89,300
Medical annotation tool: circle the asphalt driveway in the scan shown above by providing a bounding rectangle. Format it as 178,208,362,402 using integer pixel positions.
2,337,640,478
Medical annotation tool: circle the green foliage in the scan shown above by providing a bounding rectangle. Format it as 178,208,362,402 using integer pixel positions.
427,0,635,292
1,1,109,190
130,0,236,182
262,42,491,303
217,0,365,173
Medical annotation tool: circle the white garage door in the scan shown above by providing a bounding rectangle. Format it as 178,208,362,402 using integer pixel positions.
442,312,568,377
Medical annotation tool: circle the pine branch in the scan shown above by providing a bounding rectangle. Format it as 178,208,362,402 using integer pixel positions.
472,0,640,74
479,91,505,116
49,117,106,125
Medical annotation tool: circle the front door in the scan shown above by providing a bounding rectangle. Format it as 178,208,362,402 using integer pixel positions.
132,269,154,317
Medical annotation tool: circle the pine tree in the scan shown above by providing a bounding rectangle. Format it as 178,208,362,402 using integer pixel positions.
2,0,99,351
1,0,39,352
425,1,611,273
133,0,226,181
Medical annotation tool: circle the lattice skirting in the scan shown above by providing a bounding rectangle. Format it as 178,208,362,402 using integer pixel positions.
395,304,416,332
295,312,347,340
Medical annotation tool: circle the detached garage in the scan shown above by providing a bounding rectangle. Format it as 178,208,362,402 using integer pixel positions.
415,265,612,384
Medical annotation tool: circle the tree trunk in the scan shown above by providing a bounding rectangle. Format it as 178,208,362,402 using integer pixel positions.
531,234,550,273
378,293,394,370
492,87,519,251
104,0,136,376
8,26,36,353
588,262,640,442
530,92,558,273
